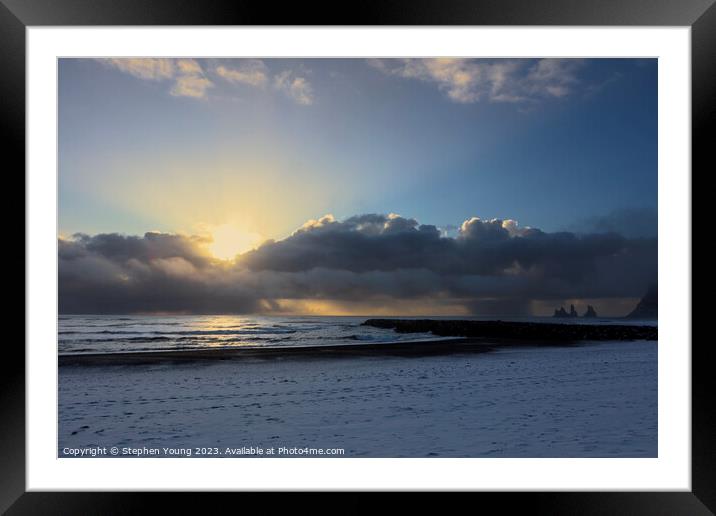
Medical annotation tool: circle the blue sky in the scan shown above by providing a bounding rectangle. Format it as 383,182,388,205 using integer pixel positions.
58,58,658,316
59,58,657,240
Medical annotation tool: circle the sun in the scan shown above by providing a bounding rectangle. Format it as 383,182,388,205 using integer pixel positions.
208,223,263,260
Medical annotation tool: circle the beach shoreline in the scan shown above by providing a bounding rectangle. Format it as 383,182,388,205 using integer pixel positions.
58,337,496,366
59,336,656,367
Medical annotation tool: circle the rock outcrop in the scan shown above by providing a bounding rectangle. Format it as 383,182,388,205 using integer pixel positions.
553,307,569,318
362,319,657,341
626,285,658,320
583,305,597,318
553,304,582,318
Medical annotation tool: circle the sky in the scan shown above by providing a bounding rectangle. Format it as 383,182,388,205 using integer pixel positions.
58,58,658,316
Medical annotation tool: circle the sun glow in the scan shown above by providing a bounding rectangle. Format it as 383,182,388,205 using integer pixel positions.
208,223,263,260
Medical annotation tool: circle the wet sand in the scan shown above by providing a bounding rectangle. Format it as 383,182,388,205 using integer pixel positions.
58,337,501,366
58,337,590,366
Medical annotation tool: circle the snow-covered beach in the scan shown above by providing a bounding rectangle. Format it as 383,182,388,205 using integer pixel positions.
59,337,657,458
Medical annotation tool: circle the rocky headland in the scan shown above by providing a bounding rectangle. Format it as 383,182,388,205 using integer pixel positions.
362,319,657,341
626,285,658,320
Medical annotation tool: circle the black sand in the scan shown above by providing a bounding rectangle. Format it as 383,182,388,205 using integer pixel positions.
58,337,497,366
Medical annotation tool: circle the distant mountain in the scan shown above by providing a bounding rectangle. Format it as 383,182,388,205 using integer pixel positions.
626,285,658,320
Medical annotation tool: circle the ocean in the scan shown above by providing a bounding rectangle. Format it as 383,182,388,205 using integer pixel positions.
58,314,655,355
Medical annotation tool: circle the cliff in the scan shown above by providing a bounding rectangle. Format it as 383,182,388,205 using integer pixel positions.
626,285,658,320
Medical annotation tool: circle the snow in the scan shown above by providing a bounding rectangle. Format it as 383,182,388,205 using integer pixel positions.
59,340,657,457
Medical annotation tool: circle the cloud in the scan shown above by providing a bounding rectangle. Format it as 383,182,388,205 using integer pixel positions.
101,58,175,81
59,213,657,315
566,208,658,239
100,58,314,104
273,70,314,105
170,74,213,99
215,60,269,87
59,232,261,314
369,58,585,104
241,214,639,282
176,59,202,75
100,58,213,99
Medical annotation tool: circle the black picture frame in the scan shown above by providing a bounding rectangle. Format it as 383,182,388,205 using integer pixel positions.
3,0,709,512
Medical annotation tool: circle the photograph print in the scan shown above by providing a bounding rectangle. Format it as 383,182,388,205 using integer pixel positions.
58,57,658,458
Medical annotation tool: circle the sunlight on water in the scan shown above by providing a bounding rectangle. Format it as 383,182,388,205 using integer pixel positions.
58,315,444,355
58,314,655,355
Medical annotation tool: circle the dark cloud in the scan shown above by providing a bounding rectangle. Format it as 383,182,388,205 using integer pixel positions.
566,208,657,239
242,214,631,283
59,232,261,314
59,214,657,315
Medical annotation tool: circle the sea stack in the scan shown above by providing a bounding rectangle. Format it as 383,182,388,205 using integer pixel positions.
569,304,578,317
553,307,569,318
626,285,658,320
583,305,597,318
